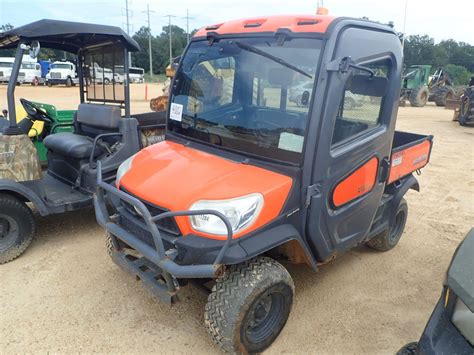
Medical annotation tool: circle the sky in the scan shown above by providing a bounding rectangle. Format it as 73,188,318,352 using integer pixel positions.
0,0,473,44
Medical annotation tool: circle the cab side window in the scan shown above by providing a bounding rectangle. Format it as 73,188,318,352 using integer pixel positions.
331,60,390,145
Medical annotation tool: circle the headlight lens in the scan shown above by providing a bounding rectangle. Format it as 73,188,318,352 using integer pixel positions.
115,153,136,186
189,193,264,236
452,296,474,346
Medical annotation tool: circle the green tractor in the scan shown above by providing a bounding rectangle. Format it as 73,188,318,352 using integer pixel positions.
400,65,454,107
400,65,431,107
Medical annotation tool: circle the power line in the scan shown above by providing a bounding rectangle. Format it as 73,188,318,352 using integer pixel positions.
124,0,133,65
182,9,195,43
142,4,156,79
163,14,177,67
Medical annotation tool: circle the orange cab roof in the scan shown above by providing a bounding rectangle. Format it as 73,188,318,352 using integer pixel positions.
194,14,336,37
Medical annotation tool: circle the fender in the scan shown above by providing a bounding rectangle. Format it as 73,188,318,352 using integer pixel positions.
239,224,318,270
0,179,48,215
385,174,419,227
174,223,318,270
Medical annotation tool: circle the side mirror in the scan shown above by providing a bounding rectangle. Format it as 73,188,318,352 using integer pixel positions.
349,74,388,97
29,40,40,59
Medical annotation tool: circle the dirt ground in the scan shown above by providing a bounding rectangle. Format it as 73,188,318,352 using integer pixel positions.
0,84,473,354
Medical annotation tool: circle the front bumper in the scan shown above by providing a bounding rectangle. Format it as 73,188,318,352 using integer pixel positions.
94,163,233,303
46,78,67,85
418,288,473,354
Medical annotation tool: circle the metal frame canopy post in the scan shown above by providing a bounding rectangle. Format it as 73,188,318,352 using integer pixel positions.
124,48,131,117
5,41,26,135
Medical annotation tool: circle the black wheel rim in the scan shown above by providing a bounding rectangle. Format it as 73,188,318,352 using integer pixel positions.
0,214,19,251
389,209,405,244
244,289,286,344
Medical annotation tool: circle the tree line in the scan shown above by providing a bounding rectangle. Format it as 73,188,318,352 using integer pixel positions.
1,22,473,84
403,35,473,85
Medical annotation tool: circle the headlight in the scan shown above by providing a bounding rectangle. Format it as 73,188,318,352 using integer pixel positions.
452,296,474,346
190,193,264,236
115,153,136,186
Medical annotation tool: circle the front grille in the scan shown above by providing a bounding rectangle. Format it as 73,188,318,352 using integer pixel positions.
51,72,61,79
121,200,180,235
118,188,181,236
18,72,25,77
118,215,174,250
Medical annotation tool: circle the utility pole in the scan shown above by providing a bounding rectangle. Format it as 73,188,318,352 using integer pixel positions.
143,4,155,79
164,15,176,66
124,0,132,65
182,9,195,43
401,0,408,49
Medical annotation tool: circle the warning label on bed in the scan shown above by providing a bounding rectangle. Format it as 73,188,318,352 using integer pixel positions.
392,156,403,166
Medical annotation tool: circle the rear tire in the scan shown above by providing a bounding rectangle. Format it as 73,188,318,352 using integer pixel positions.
0,194,35,264
47,81,52,87
434,86,454,107
367,198,408,251
409,86,429,107
104,78,110,85
204,256,294,354
397,342,419,355
459,88,474,126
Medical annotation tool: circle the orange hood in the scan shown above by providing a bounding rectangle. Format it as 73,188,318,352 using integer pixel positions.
119,141,293,238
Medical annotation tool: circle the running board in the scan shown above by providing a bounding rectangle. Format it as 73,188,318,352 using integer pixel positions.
110,250,178,305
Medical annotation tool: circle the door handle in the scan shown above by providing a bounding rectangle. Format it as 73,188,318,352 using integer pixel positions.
378,157,390,182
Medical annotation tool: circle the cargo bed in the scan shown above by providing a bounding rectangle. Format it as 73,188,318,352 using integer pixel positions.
388,131,433,184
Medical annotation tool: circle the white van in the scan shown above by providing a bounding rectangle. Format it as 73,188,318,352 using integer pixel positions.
19,56,43,85
0,57,15,83
93,66,114,84
129,67,144,83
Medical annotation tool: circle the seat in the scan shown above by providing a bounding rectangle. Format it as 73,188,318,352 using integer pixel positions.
42,132,102,159
43,103,121,185
43,103,121,159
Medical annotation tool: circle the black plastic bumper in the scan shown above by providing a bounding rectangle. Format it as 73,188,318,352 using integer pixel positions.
418,288,473,354
94,162,233,303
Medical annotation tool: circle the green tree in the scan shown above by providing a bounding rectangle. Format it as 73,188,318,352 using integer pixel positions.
444,64,472,85
131,24,190,75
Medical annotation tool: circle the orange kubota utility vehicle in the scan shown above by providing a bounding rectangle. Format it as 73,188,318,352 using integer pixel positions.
95,14,433,353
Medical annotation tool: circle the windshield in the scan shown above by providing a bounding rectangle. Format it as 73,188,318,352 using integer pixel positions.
168,37,322,164
21,63,36,70
0,62,13,68
51,63,71,69
130,68,144,75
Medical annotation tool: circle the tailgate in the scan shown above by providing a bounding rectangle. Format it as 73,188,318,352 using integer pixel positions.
388,131,433,184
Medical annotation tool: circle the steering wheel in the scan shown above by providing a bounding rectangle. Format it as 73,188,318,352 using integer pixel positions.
20,98,54,123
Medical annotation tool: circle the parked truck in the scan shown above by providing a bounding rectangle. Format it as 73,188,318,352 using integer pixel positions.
45,60,78,87
95,13,433,353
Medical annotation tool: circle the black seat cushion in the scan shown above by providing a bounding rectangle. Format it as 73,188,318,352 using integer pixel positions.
43,132,103,159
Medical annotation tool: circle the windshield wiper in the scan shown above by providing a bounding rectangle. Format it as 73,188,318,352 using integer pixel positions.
234,40,312,79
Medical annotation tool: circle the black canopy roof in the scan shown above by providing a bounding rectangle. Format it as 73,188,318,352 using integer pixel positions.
0,19,140,53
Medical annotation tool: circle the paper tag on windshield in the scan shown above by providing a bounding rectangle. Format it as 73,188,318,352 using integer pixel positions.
278,132,304,153
170,103,183,122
